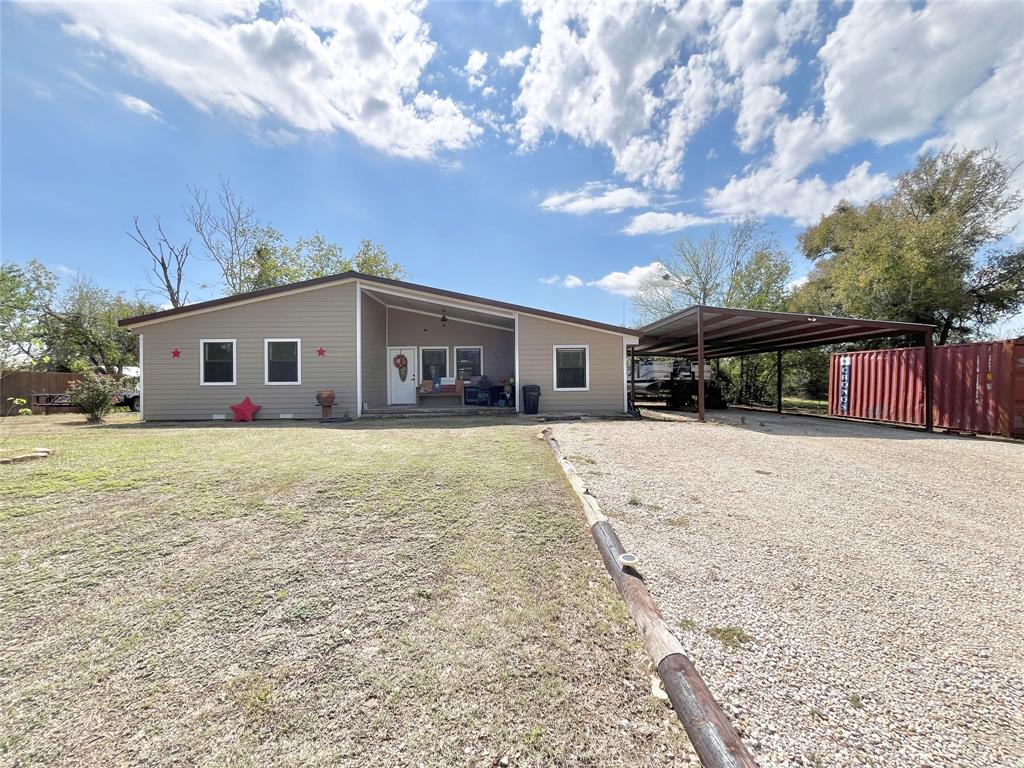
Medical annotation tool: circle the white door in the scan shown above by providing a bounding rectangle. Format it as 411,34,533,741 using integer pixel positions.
388,346,417,405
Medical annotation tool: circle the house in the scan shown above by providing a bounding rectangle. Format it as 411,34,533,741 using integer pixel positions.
118,271,640,420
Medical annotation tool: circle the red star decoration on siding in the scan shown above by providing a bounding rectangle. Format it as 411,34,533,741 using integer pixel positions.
171,348,181,358
229,396,261,422
316,347,327,357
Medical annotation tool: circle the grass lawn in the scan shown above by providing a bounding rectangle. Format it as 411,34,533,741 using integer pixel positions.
0,414,687,766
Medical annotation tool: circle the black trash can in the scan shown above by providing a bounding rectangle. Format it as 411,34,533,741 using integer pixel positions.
522,384,541,415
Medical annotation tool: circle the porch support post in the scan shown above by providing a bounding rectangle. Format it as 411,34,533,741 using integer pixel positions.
775,350,783,414
514,312,521,413
355,282,363,417
923,330,934,432
697,305,706,423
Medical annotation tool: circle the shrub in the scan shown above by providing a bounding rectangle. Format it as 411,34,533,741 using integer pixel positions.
67,372,121,422
5,397,32,417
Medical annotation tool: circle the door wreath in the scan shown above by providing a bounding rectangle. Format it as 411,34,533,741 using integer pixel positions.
393,353,409,382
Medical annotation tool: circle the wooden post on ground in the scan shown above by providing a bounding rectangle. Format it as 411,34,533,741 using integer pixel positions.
541,428,758,768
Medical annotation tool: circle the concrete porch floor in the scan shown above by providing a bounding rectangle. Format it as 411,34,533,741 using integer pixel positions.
360,405,518,419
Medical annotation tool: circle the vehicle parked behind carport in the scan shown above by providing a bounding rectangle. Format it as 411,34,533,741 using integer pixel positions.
114,388,141,412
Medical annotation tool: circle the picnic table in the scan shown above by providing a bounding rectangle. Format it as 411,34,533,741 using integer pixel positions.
30,393,81,413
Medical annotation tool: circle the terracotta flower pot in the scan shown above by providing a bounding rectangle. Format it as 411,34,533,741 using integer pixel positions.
316,388,336,407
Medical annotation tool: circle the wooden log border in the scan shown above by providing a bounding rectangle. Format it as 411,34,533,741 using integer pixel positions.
0,448,55,465
541,428,758,768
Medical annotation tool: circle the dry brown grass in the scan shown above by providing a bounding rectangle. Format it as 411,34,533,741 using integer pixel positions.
0,414,688,766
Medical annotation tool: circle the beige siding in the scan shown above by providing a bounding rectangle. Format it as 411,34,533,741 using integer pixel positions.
517,313,626,413
361,291,387,408
138,282,357,420
387,308,515,382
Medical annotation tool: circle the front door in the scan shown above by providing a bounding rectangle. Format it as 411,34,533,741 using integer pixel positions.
388,346,417,405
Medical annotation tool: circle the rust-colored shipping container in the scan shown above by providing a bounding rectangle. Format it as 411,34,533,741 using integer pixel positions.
829,338,1024,438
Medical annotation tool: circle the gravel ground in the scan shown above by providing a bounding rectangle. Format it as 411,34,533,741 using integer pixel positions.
554,411,1024,768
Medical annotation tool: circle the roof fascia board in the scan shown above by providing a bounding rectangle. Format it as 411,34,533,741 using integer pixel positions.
122,277,357,329
520,310,640,342
361,283,515,319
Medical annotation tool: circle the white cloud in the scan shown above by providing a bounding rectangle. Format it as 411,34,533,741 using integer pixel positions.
587,262,666,296
498,45,530,69
508,0,1023,227
817,1,1022,150
622,211,719,236
465,49,488,89
466,49,488,74
538,274,585,288
706,161,893,226
117,93,162,120
714,0,819,152
786,274,809,292
540,182,649,215
513,2,720,190
510,1,819,190
712,0,1024,222
34,1,481,160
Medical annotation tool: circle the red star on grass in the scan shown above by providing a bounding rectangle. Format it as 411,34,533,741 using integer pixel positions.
316,347,327,357
230,396,261,422
171,348,181,358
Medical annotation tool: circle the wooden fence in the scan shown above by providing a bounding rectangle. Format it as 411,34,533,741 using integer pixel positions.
0,371,83,415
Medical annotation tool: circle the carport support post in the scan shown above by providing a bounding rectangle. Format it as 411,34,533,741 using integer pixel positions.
629,347,636,409
924,330,934,432
775,350,783,414
697,305,706,422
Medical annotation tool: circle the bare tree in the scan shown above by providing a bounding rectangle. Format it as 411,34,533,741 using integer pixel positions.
632,219,779,323
185,177,263,295
127,216,190,308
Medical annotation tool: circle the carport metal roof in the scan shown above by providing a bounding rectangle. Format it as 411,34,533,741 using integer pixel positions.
634,305,933,358
631,305,935,428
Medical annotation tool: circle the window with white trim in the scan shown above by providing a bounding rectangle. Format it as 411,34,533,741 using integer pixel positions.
265,339,301,385
454,346,482,380
421,346,448,381
553,345,589,391
201,339,236,385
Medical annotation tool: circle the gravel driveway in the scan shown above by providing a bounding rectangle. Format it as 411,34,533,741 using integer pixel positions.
553,411,1023,768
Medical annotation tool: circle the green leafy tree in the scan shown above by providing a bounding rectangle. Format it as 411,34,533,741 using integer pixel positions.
632,220,791,323
0,259,58,368
795,146,1024,343
269,234,408,287
42,277,156,374
349,238,407,280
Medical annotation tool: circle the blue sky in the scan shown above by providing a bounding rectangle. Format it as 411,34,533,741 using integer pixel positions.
2,0,1022,329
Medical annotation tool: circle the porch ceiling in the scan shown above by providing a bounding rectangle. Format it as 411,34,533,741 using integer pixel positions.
362,288,515,329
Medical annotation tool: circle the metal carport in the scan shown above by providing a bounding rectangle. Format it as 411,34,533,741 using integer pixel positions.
632,306,936,429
